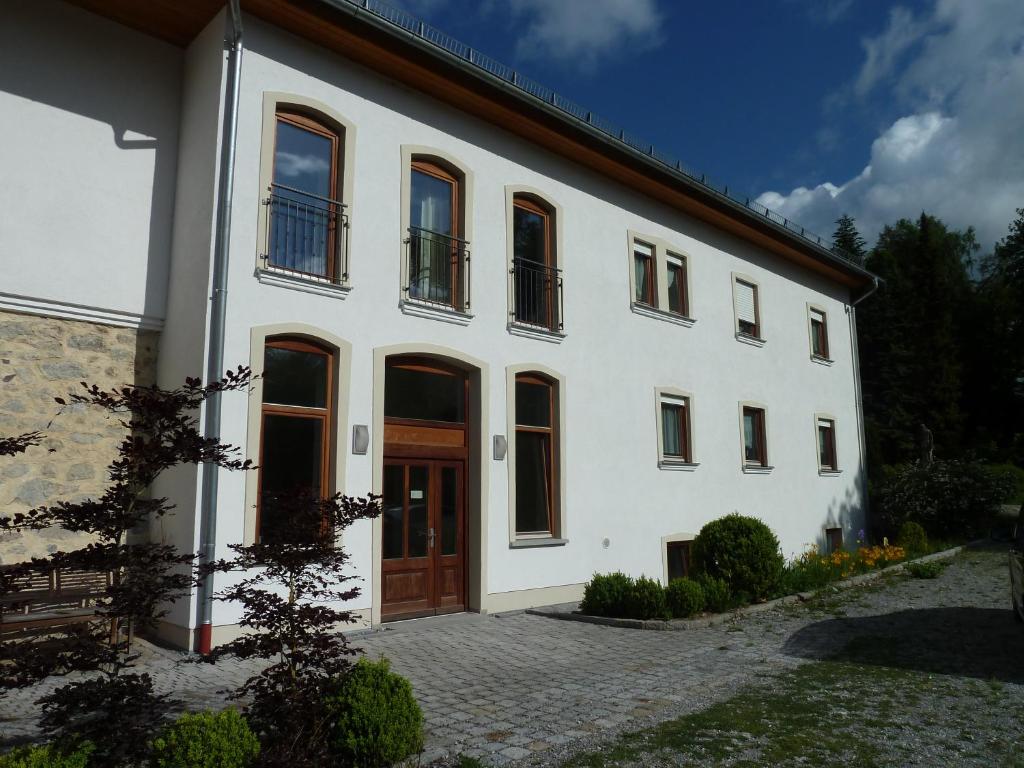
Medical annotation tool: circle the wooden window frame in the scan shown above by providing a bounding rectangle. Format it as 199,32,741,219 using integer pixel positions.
633,241,655,306
409,159,462,309
825,527,843,554
666,540,692,582
735,278,761,339
817,417,838,472
512,195,557,331
666,253,689,317
742,406,768,467
271,110,342,281
514,373,558,536
660,399,691,463
809,308,829,359
256,337,334,541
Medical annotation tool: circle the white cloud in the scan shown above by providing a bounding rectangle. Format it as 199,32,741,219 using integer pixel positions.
757,0,1024,248
273,151,330,179
510,0,664,71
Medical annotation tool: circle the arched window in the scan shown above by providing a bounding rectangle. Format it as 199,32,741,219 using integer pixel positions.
407,159,467,310
266,110,345,281
511,194,561,331
514,372,557,535
257,337,333,541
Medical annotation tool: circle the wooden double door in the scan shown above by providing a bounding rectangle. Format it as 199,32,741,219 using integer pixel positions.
381,458,465,620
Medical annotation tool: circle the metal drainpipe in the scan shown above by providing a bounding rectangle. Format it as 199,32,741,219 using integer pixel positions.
197,0,243,656
848,276,880,533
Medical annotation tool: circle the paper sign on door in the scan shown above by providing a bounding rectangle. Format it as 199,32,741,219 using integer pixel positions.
410,490,424,500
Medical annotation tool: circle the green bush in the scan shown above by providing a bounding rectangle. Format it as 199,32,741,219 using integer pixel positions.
628,576,669,620
666,578,705,618
896,521,929,555
149,709,258,768
876,459,1016,537
776,557,834,596
696,574,732,613
0,744,92,768
989,463,1024,505
580,572,634,617
327,657,424,768
905,560,946,579
691,514,784,600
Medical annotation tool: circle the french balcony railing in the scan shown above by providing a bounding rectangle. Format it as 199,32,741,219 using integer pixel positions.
262,183,349,284
403,227,471,311
510,257,563,333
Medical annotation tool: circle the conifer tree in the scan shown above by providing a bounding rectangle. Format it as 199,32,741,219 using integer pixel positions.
832,213,868,265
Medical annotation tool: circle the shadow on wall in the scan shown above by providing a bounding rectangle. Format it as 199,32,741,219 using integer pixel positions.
783,605,1024,684
0,0,182,321
818,462,868,552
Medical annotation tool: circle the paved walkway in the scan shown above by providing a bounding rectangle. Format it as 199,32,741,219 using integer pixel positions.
0,545,1014,766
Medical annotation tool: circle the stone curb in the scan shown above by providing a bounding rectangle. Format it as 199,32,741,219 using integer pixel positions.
525,540,980,631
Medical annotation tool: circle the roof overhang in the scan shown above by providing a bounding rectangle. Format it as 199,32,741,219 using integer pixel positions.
67,0,876,292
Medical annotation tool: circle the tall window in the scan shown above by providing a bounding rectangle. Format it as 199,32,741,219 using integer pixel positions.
514,373,557,535
810,308,829,358
633,240,655,306
666,253,688,316
512,196,560,331
267,111,343,280
666,540,692,582
818,417,837,471
408,160,463,309
742,406,768,467
258,338,332,541
735,278,760,338
660,397,692,463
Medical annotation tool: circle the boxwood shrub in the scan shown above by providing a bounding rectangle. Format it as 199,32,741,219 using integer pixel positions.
896,521,929,556
327,657,424,768
665,578,705,618
692,514,784,600
150,709,259,768
628,576,670,620
580,571,633,617
695,574,732,613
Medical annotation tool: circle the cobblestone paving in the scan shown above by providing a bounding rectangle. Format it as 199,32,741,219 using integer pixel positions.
1,546,1016,766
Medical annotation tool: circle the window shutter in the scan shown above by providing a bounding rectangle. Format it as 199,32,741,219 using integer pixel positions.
735,281,757,325
633,241,653,257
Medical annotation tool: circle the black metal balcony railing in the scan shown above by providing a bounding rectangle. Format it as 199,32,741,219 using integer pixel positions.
404,227,471,311
263,183,349,283
510,257,563,332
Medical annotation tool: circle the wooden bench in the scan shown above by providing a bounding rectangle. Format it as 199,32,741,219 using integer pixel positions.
0,566,115,644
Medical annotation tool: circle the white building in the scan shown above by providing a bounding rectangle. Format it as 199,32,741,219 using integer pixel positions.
0,0,877,651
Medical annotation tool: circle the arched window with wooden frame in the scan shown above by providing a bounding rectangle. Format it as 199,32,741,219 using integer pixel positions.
514,372,558,536
266,109,347,282
406,158,468,310
257,337,333,542
511,194,561,332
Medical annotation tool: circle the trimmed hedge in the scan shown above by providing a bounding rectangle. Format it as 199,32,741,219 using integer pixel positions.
692,514,783,600
150,709,259,768
665,578,704,618
327,657,424,768
629,576,670,620
580,572,633,618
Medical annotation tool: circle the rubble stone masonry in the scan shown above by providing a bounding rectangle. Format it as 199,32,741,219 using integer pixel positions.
0,311,159,563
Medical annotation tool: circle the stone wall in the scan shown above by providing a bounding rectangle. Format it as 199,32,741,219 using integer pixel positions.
0,311,159,563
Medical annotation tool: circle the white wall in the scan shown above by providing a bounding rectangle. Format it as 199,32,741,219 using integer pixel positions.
0,1,181,328
191,15,866,626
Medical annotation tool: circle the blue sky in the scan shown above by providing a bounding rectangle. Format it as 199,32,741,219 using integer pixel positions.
396,0,1024,250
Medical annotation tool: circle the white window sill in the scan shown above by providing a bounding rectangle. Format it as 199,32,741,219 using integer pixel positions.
630,302,696,327
509,537,568,549
742,464,774,474
255,266,351,299
818,468,842,476
735,332,766,348
658,460,700,471
810,354,834,367
507,323,566,344
399,299,473,326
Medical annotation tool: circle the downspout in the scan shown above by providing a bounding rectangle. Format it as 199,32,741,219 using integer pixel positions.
848,276,880,534
197,0,243,655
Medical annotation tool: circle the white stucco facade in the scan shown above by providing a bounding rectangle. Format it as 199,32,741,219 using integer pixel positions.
2,2,872,648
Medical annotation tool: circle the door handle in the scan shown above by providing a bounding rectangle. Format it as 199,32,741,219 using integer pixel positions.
428,527,435,549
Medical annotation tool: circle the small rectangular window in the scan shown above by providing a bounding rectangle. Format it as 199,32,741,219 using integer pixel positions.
810,308,829,358
666,254,688,316
818,418,837,471
660,398,691,463
633,241,655,306
826,527,843,554
735,279,760,338
742,406,767,467
666,540,692,582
